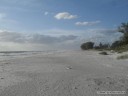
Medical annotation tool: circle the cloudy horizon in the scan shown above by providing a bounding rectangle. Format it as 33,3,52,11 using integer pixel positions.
0,29,122,51
0,0,127,51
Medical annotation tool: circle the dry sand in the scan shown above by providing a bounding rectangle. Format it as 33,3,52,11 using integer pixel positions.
0,50,128,96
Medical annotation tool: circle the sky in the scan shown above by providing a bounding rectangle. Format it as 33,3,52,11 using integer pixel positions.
0,0,128,51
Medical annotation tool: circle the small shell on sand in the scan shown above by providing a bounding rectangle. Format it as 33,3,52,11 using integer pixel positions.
66,66,72,69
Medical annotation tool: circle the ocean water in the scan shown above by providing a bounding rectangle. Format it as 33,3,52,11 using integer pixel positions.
0,50,66,61
0,51,41,61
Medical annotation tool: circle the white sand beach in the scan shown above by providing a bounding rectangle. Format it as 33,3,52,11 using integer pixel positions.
0,50,128,96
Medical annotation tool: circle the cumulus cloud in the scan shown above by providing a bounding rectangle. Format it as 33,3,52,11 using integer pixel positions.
75,21,101,26
54,12,77,20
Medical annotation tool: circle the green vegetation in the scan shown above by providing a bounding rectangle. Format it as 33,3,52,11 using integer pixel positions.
81,42,94,50
111,22,128,52
80,22,128,52
81,42,110,50
94,42,110,50
117,54,128,59
112,44,128,52
118,22,128,44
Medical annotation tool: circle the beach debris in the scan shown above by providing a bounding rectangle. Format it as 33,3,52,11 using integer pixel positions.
99,51,108,55
106,76,111,79
66,66,72,69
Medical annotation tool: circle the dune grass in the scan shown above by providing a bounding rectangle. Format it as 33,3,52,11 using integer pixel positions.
117,54,128,59
114,44,128,53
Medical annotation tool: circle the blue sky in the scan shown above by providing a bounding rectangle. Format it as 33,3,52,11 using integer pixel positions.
0,0,128,51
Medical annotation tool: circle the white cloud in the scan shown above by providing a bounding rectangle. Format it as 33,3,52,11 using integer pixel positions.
54,12,77,20
75,21,101,26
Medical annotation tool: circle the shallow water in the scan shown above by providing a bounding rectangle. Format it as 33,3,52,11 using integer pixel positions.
0,51,39,61
0,50,66,61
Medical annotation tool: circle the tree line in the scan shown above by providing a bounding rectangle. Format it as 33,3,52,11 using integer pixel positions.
81,22,128,51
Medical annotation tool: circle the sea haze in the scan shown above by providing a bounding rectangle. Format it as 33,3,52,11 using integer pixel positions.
0,50,67,61
0,51,37,61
